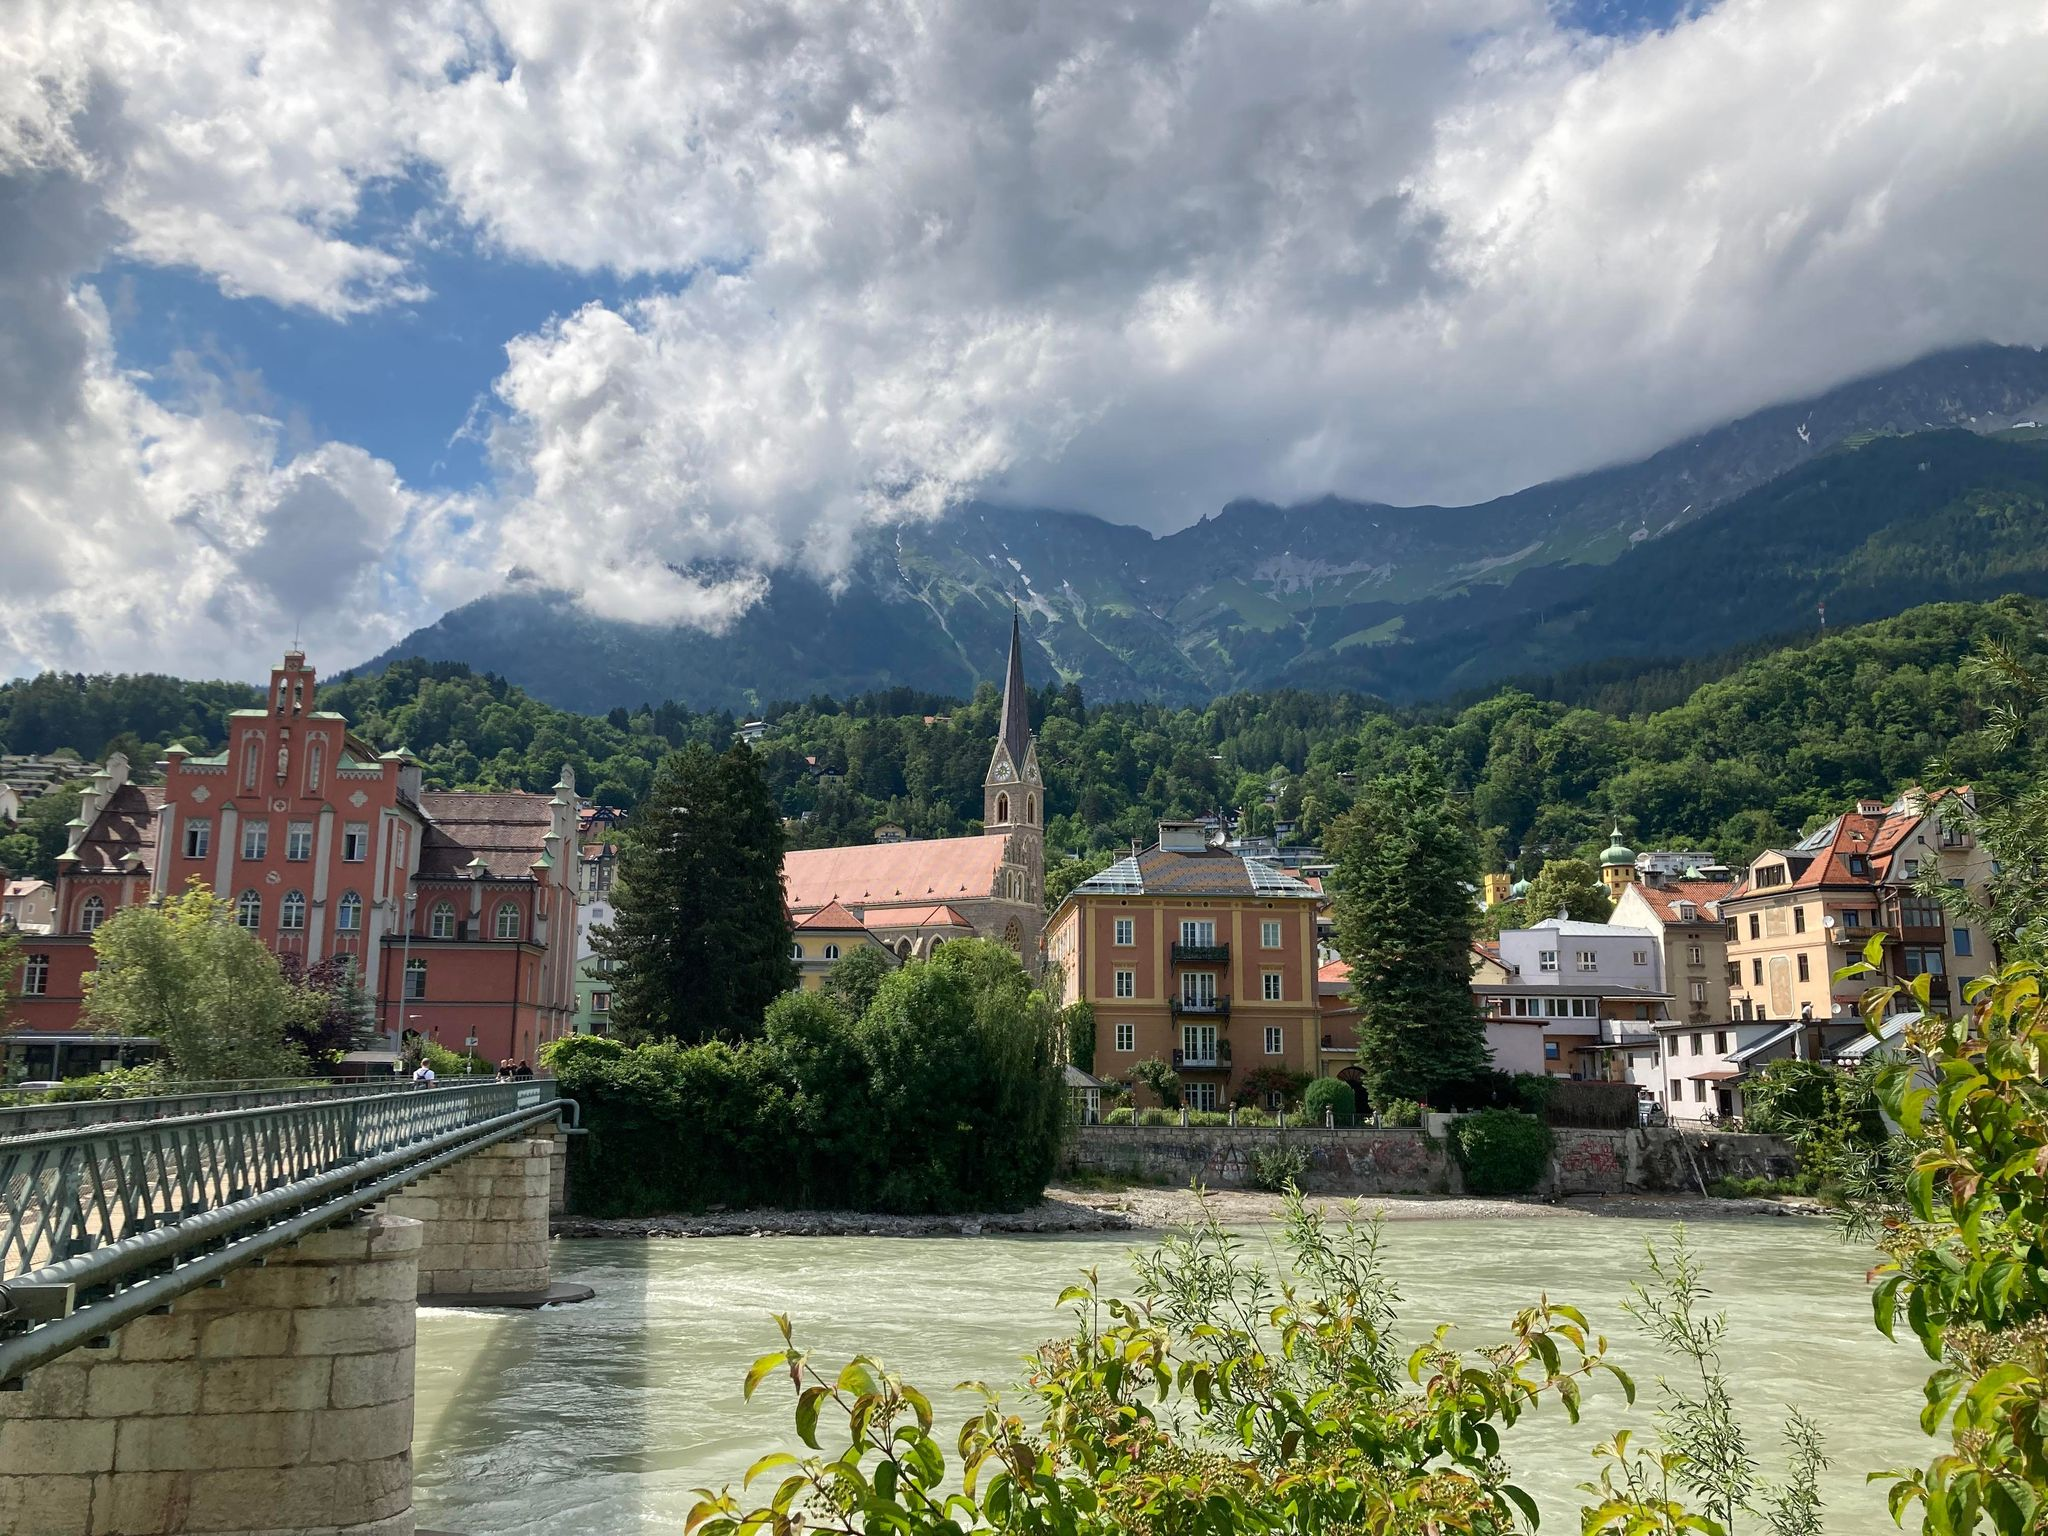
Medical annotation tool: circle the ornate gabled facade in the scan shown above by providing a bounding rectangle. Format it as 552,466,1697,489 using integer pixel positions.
782,616,1046,966
5,651,580,1077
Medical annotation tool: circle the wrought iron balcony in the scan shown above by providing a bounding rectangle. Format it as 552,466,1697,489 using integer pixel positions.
1171,995,1231,1020
1172,1046,1227,1069
1171,942,1231,966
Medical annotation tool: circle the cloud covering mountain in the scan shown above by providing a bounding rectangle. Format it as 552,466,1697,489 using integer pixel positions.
5,0,2048,680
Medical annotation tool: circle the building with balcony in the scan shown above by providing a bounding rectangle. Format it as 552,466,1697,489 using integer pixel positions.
1610,876,1738,1030
1045,822,1322,1110
5,651,581,1074
1476,918,1672,1078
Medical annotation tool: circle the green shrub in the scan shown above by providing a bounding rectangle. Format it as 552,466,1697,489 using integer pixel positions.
1138,1108,1174,1126
1249,1143,1310,1192
1129,1056,1182,1109
1450,1109,1555,1196
1236,1108,1270,1126
1302,1077,1356,1124
1377,1096,1422,1127
27,1065,167,1102
1187,1109,1230,1127
421,1042,494,1077
1104,1106,1134,1125
1511,1073,1557,1116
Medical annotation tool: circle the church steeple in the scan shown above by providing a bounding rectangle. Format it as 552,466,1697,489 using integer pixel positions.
984,612,1041,834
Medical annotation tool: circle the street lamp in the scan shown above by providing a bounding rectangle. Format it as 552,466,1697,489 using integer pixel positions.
395,888,418,1045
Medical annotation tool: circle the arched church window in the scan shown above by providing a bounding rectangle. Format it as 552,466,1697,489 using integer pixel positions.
1026,794,1036,825
79,895,105,933
280,890,307,930
494,901,521,940
429,901,456,939
236,890,262,929
337,891,361,931
995,792,1009,825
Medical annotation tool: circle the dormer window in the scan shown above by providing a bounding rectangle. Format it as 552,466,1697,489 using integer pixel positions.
1847,855,1869,877
1676,902,1696,920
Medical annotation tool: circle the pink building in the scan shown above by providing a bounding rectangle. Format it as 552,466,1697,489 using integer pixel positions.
7,651,580,1076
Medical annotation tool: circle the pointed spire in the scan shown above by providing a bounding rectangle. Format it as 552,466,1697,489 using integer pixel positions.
997,609,1031,771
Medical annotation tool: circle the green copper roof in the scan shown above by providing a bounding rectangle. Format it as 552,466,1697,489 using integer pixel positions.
1600,826,1636,866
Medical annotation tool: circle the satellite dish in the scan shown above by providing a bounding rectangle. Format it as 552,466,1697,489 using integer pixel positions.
1822,915,1837,929
1831,1002,1844,1016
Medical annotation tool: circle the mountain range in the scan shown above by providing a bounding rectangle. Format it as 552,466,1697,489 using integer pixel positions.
368,344,2048,712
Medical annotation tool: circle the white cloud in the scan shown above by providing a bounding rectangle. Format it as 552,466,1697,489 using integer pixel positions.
4,0,2048,656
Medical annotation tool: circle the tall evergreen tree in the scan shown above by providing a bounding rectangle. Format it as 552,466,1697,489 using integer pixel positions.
601,743,796,1042
1327,761,1491,1106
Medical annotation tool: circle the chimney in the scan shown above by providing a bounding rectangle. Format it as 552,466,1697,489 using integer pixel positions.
1158,821,1207,853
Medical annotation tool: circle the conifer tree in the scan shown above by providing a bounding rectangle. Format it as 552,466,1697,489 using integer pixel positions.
601,743,796,1042
1327,760,1490,1106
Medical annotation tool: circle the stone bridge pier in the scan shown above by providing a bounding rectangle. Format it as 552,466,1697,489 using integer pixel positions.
0,1214,421,1536
382,1135,564,1304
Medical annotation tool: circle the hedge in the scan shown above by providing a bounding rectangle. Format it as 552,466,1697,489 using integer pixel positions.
1450,1108,1555,1196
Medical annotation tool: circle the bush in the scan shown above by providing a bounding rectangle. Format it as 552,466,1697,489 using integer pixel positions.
24,1065,166,1103
1377,1096,1422,1127
1129,1056,1182,1109
1249,1143,1310,1192
1302,1077,1356,1124
1138,1108,1174,1126
1539,1077,1639,1129
1450,1108,1555,1196
1104,1106,1134,1125
1512,1073,1557,1116
421,1042,494,1077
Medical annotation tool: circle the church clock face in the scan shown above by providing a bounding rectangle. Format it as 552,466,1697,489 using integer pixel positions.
992,759,1015,783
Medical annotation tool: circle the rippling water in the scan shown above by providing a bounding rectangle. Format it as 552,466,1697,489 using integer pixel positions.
414,1215,1925,1535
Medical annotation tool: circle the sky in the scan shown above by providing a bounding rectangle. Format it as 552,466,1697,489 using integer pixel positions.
4,0,2048,683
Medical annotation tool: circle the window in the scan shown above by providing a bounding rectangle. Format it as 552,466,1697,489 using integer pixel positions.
1748,914,1761,940
1676,902,1697,921
1114,1022,1134,1052
79,895,105,933
1687,944,1703,966
1260,920,1282,949
21,954,49,996
790,942,803,960
342,824,368,862
286,822,313,862
1115,969,1135,999
1847,854,1869,877
1754,863,1787,888
242,822,268,860
280,891,306,931
1185,1082,1219,1112
1842,909,1861,930
1179,920,1216,946
1631,950,1649,967
495,902,521,941
1954,928,1974,958
1262,971,1283,1002
1902,857,1920,879
404,959,427,999
1715,1030,1729,1053
1902,947,1946,979
183,819,211,859
1689,980,1706,1004
235,890,261,929
1725,961,1740,987
1113,918,1134,946
1544,1041,1561,1061
1538,949,1558,973
1689,1034,1702,1055
1693,1079,1706,1102
593,992,611,1012
1181,972,1217,1009
1724,919,1737,941
336,892,361,931
1264,1026,1283,1055
429,902,455,939
1796,954,1810,982
1752,958,1764,985
823,943,840,961
1576,950,1597,973
1900,896,1943,928
1181,1023,1218,1064
1793,907,1806,934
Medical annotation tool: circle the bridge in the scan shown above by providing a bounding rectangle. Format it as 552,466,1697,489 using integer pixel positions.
0,1078,585,1536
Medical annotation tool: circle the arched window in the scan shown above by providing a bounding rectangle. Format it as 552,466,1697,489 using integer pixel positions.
241,737,262,791
494,901,521,940
1026,794,1036,825
235,890,262,929
280,890,306,931
429,901,456,939
404,958,427,999
823,943,840,961
789,941,803,961
995,792,1009,824
336,891,362,931
21,954,50,996
79,894,105,933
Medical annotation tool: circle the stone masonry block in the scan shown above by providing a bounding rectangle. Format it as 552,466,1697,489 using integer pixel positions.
326,1451,414,1523
0,1416,118,1474
365,1214,423,1255
87,1471,195,1536
85,1361,203,1418
114,1410,312,1473
200,1356,335,1414
181,1464,337,1533
114,1313,203,1362
199,1309,294,1360
0,1361,88,1419
346,1260,423,1304
301,1402,414,1465
330,1347,415,1409
0,1472,97,1536
280,1223,374,1266
290,1303,414,1358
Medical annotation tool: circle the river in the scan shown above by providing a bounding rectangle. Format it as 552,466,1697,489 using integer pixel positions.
414,1214,1926,1534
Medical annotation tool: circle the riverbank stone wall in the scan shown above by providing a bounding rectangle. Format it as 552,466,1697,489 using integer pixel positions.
0,1213,421,1536
1066,1124,1796,1197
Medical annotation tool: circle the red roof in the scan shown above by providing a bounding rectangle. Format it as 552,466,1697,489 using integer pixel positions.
796,900,867,931
67,784,164,873
1631,880,1737,923
784,835,1011,910
417,791,556,880
862,902,974,930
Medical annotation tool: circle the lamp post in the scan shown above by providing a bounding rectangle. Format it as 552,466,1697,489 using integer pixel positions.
395,888,418,1046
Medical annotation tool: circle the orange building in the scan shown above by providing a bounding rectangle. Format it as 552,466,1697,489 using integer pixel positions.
6,651,580,1076
1045,823,1322,1110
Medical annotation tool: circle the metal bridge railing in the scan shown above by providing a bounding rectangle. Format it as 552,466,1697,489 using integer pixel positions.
0,1075,515,1142
0,1080,567,1383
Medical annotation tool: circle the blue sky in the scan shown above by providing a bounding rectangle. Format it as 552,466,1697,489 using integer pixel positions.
5,0,2044,682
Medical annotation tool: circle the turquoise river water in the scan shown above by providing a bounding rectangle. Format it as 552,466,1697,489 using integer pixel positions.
414,1216,1923,1534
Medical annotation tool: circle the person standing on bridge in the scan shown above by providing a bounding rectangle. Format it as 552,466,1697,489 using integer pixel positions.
413,1059,437,1086
513,1060,534,1081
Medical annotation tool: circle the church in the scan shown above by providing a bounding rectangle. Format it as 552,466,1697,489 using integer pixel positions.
782,616,1047,966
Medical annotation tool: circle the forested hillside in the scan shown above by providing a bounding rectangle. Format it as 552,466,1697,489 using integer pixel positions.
6,596,2044,884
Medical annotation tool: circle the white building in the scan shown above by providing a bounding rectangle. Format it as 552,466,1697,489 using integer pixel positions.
1476,919,1672,1078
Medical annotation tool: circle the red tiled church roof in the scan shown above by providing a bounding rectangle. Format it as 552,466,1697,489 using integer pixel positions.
862,902,974,930
67,784,164,873
783,834,1011,910
796,900,867,931
417,791,556,880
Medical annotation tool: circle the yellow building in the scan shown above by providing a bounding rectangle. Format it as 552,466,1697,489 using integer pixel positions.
788,901,895,991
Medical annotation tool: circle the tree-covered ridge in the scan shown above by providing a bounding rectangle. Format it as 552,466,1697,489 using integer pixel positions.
4,595,2044,878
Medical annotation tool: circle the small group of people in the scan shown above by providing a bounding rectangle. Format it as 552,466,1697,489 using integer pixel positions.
494,1059,535,1082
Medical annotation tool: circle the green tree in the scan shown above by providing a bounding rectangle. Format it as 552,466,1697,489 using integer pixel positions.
820,944,895,1020
1059,1000,1096,1073
0,782,85,883
0,927,21,1037
601,743,795,1042
1519,857,1613,923
1128,1054,1181,1109
82,882,312,1081
1327,761,1491,1105
1043,850,1113,911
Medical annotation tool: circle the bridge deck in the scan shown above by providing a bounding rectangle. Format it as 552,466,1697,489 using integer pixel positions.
0,1080,568,1383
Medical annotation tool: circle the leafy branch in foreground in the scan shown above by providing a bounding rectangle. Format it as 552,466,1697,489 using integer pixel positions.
692,1192,1710,1536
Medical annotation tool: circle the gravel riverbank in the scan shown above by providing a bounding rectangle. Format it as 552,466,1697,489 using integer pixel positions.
549,1184,1827,1239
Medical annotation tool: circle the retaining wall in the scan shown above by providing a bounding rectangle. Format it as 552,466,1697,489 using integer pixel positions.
1065,1123,1796,1197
